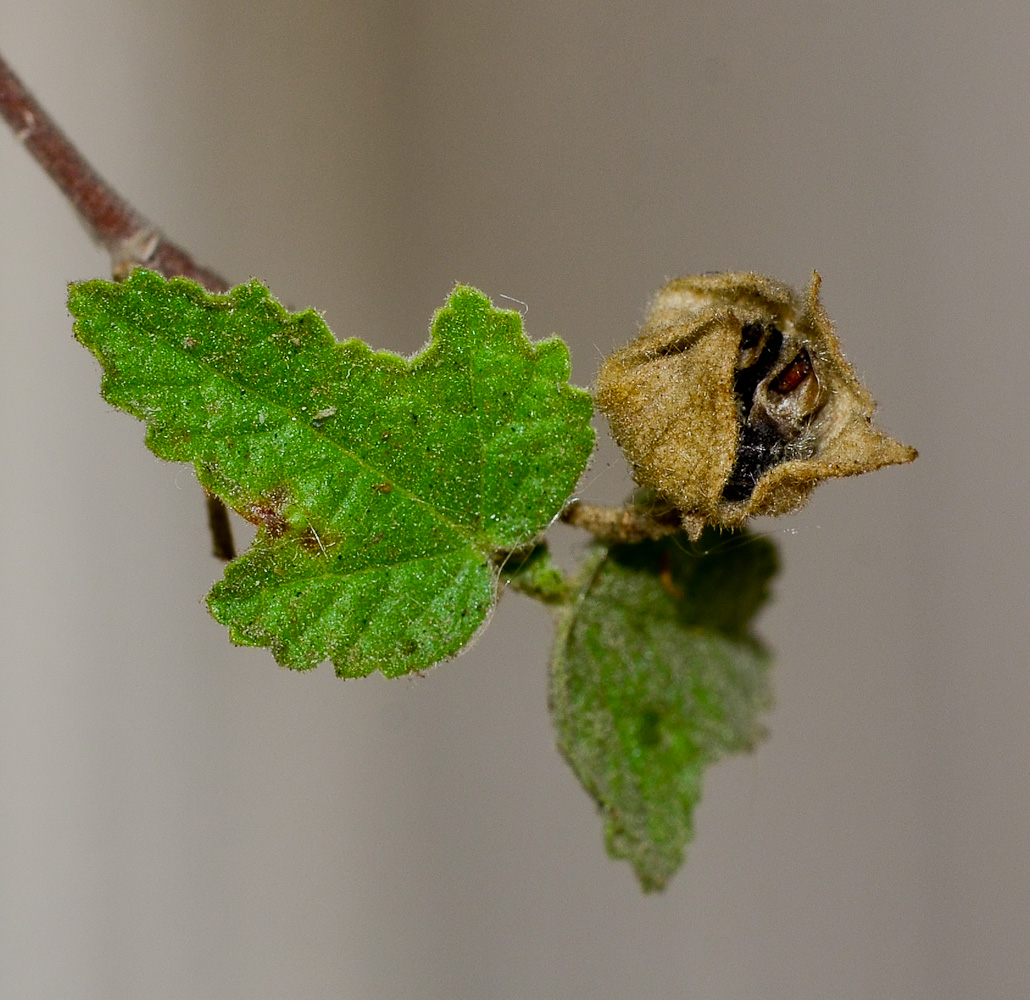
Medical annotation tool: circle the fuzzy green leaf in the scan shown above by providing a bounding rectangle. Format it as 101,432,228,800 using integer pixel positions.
499,543,571,605
68,269,594,677
550,530,777,891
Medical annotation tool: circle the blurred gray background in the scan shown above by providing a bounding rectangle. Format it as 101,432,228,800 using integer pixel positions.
1,2,1026,997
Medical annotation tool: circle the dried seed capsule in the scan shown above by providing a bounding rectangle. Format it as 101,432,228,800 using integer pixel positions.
596,272,917,539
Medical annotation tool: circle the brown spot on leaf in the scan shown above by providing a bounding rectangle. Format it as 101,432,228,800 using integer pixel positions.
238,485,292,538
298,527,329,556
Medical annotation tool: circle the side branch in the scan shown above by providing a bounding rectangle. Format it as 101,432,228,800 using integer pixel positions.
0,49,235,559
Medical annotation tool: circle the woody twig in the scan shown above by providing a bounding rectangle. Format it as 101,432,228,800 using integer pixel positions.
0,50,236,559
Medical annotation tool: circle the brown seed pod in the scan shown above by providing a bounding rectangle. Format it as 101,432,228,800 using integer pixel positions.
596,272,917,540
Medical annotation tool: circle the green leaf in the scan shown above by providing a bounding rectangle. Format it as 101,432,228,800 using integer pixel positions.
550,530,778,891
499,543,571,605
68,269,594,677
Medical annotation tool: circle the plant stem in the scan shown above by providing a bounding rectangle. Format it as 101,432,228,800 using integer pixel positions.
560,499,683,545
0,52,228,289
0,49,236,559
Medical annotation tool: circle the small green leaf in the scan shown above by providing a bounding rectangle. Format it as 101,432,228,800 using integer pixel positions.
499,543,571,605
550,530,778,891
69,270,594,676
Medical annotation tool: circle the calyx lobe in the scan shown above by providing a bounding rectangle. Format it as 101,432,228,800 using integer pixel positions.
595,271,917,538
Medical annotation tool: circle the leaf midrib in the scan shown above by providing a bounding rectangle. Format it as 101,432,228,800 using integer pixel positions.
119,304,490,544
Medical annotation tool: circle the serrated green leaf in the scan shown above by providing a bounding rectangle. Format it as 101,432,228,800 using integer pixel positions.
550,530,778,891
68,269,594,676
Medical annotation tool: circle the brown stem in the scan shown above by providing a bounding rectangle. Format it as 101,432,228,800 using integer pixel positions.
0,49,236,558
560,499,684,545
0,52,229,290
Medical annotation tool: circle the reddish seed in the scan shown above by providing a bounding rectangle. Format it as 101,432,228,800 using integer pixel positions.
770,350,812,395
